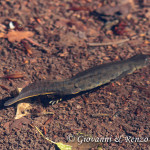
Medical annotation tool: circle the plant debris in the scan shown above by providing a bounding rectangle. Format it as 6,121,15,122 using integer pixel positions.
0,73,24,79
0,0,149,149
6,30,34,43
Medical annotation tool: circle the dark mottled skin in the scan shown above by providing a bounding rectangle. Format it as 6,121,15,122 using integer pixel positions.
4,54,149,106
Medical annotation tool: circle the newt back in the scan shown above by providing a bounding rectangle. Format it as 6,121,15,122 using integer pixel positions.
4,54,149,106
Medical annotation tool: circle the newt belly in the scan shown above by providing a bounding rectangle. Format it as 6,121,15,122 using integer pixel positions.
4,54,149,106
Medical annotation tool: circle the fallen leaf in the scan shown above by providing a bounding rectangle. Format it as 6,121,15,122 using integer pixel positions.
15,101,32,119
35,126,102,150
0,84,9,91
0,32,5,38
15,100,53,119
56,142,72,150
21,40,33,54
6,30,34,43
0,24,6,32
1,73,24,79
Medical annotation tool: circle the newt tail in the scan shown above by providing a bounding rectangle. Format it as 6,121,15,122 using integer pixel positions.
4,54,149,106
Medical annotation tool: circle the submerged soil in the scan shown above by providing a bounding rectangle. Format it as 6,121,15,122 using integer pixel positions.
0,0,149,149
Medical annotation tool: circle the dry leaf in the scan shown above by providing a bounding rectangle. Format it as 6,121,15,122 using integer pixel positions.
0,24,6,32
1,73,24,79
15,102,32,119
6,30,34,42
15,100,52,119
0,32,5,38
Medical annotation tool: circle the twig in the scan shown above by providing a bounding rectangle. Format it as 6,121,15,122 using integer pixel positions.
87,38,130,46
34,125,72,150
34,125,54,143
44,116,53,126
91,113,110,117
25,37,50,53
0,73,24,79
87,34,141,47
0,84,9,91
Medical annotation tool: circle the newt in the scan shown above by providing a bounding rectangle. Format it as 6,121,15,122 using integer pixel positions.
4,54,149,106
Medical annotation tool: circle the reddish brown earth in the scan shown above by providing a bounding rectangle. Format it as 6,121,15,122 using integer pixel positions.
0,0,150,149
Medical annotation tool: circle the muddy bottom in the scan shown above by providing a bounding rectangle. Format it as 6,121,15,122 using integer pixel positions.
0,0,150,149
